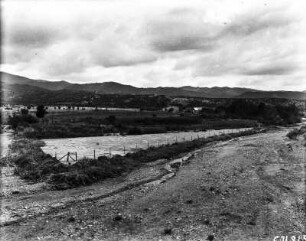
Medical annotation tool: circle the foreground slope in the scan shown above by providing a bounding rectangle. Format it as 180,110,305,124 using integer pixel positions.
1,127,305,240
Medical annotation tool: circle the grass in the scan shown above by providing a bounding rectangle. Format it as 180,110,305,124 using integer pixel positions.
8,138,68,181
7,128,263,190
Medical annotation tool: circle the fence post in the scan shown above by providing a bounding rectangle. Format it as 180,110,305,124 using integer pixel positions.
55,152,57,160
135,144,137,150
94,149,96,160
109,148,111,157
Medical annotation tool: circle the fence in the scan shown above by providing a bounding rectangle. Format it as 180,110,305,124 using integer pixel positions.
56,152,78,165
53,128,253,165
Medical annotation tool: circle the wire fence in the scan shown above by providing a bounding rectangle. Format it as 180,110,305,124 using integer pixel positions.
52,128,253,165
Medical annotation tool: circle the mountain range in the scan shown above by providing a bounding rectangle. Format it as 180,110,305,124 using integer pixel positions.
1,72,306,103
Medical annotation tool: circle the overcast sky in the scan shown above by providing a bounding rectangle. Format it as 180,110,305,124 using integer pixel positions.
1,0,306,90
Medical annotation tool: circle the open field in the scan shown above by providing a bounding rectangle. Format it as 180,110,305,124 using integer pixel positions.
1,126,305,240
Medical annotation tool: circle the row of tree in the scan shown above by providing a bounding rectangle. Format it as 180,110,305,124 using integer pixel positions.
222,100,301,125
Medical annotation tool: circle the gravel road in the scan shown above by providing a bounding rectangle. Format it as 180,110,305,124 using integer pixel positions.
1,127,305,241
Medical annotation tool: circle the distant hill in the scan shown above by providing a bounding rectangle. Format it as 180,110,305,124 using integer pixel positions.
63,82,257,98
237,91,306,100
1,71,306,101
178,86,258,98
64,82,140,95
1,72,71,91
1,83,88,105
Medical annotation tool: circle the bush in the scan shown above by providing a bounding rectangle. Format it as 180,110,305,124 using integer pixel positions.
21,109,29,115
287,129,300,140
8,114,38,129
127,127,142,135
287,126,306,140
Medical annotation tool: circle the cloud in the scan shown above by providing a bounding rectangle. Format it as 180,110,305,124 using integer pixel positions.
243,64,296,76
146,8,221,52
220,9,294,38
176,7,300,78
5,22,62,48
88,29,157,68
1,0,305,91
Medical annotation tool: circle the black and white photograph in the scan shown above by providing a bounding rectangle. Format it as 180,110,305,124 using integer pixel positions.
1,0,306,240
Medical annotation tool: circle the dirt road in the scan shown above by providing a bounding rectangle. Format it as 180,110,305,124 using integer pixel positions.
1,127,305,240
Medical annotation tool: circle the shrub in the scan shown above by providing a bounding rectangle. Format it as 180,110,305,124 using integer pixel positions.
287,126,306,140
287,129,300,140
8,114,38,129
127,127,142,135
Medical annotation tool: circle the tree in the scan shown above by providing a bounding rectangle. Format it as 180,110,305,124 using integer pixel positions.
20,108,29,115
36,105,47,119
105,115,116,124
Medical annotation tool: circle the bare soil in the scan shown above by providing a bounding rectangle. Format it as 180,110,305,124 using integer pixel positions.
1,127,305,241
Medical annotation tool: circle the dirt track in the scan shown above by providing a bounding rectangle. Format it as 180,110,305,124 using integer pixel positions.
1,127,305,241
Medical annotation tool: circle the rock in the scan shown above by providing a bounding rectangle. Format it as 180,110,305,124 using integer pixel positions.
186,199,193,204
163,228,172,235
170,161,181,169
12,191,20,195
113,214,123,221
207,234,214,241
209,187,215,192
67,216,76,222
202,219,210,225
247,220,256,226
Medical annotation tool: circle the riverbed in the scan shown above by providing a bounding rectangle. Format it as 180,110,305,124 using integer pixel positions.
41,128,251,160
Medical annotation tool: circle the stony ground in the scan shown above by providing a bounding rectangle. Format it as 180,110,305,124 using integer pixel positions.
1,127,305,241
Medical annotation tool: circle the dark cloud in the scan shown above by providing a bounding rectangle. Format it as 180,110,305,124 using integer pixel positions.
151,35,215,52
98,56,157,68
243,64,296,76
5,23,62,48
